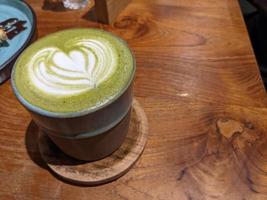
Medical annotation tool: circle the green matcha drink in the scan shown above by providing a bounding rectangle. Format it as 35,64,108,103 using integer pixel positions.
13,29,134,113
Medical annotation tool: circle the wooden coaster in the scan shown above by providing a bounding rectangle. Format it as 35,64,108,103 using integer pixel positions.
38,99,148,185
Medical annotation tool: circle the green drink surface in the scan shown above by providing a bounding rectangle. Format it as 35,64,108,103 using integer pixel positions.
13,29,135,113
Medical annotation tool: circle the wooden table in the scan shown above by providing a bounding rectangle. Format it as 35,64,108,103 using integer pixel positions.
1,0,267,199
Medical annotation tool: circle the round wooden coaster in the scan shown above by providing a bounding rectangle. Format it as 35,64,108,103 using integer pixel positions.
38,99,148,185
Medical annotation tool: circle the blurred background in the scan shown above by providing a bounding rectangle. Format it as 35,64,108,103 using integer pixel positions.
239,0,267,90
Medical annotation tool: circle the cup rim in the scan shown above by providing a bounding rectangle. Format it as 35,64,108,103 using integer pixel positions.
11,28,136,119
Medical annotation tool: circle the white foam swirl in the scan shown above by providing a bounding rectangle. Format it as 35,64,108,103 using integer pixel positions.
28,39,117,96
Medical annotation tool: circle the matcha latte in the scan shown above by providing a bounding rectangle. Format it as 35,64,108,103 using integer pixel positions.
13,29,135,113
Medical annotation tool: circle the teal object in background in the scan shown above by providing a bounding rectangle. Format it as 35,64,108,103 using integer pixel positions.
0,0,36,83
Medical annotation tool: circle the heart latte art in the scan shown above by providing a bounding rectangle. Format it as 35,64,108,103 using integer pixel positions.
13,29,134,113
29,39,117,96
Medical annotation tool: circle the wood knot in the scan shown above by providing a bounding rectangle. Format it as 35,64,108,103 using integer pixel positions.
114,16,137,29
216,119,244,139
114,15,149,39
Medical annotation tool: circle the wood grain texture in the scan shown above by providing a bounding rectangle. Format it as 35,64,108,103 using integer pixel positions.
95,0,131,24
1,0,267,199
39,99,148,185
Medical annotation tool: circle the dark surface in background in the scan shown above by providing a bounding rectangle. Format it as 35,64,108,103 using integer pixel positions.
240,0,267,90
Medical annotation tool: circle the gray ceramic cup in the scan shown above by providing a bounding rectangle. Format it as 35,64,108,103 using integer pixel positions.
11,44,135,161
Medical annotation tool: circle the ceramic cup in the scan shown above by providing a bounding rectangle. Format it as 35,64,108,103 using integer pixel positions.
11,44,135,161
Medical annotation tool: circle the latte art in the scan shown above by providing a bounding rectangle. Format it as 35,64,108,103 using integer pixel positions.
13,29,134,113
28,39,118,96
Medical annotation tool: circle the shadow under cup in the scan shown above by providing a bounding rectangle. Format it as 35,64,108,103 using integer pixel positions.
11,73,135,161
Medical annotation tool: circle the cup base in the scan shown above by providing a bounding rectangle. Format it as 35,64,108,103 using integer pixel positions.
38,99,148,185
46,107,132,161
